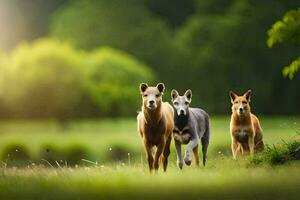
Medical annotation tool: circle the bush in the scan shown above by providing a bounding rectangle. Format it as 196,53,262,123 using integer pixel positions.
106,144,131,162
2,38,84,119
39,143,64,167
249,138,300,165
83,47,155,117
64,144,90,166
1,143,32,167
1,38,156,118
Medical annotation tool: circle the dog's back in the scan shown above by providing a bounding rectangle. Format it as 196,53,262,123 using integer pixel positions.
189,108,210,144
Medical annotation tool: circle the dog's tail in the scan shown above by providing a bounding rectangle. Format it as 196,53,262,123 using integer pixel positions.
201,114,210,166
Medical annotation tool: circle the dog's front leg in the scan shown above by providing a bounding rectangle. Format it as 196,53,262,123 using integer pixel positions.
248,136,255,156
175,140,183,169
184,137,199,166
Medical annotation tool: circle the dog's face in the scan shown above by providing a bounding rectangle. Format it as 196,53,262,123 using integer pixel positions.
229,90,252,116
140,83,165,110
171,89,192,116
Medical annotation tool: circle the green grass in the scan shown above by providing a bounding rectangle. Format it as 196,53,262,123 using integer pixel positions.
0,116,299,164
0,116,299,199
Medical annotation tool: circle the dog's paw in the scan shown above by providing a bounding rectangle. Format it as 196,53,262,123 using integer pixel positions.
184,157,191,166
177,161,183,169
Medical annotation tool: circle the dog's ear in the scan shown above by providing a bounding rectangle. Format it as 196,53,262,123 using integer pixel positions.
140,83,148,94
229,90,237,103
184,89,192,102
171,89,179,101
156,83,165,94
243,89,252,102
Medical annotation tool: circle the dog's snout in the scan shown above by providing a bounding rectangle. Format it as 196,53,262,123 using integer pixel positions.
149,100,155,105
239,107,243,112
180,110,185,115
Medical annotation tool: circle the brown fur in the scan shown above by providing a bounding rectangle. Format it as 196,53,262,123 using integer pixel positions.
137,83,174,172
229,90,264,159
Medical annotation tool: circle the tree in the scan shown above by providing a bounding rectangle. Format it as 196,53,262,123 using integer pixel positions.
50,0,179,80
175,0,300,114
267,8,300,79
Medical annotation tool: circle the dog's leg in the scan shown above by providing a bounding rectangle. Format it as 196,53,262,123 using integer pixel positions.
154,140,165,171
240,144,244,155
201,137,209,166
184,137,199,166
175,140,183,169
192,145,199,167
162,135,171,172
231,138,238,160
144,139,154,172
248,136,255,156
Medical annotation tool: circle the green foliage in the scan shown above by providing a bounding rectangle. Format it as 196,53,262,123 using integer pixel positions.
50,0,180,80
40,143,64,166
267,8,300,79
83,48,155,116
145,0,195,27
250,138,300,165
1,142,32,167
195,0,233,14
175,0,300,114
64,144,91,166
2,0,300,116
0,38,155,118
267,8,300,47
282,57,300,79
2,38,84,118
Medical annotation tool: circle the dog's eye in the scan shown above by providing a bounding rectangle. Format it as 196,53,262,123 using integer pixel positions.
185,102,189,105
174,102,178,106
234,101,238,104
155,94,160,97
242,101,247,104
143,94,148,97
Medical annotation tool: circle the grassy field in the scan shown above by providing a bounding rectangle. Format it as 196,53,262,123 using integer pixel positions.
0,116,299,199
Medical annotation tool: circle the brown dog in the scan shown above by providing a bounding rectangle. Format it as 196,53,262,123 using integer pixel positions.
229,90,264,159
137,83,174,172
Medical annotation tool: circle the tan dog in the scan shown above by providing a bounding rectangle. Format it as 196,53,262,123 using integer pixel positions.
137,83,174,172
229,90,264,159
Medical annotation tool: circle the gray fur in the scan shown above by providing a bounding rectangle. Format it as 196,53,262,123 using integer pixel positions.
171,89,210,169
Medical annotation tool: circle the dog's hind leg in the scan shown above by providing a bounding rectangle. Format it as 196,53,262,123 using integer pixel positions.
192,144,200,167
162,135,171,172
201,117,210,166
201,137,208,166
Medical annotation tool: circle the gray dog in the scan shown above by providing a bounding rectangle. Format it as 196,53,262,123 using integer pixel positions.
171,89,210,169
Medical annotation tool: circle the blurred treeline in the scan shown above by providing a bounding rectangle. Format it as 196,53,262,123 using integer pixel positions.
0,0,299,119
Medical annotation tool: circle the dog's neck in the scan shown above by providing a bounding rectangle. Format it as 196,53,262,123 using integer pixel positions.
232,112,251,125
143,104,162,125
174,109,189,131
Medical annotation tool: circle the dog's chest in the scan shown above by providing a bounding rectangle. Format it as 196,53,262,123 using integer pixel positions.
173,127,191,144
235,127,249,143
